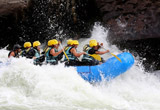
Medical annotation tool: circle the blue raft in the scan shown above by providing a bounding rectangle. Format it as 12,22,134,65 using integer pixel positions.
76,52,134,83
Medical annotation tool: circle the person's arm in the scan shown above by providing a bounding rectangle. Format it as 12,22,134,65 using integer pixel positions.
95,50,109,55
97,42,103,49
71,48,85,57
50,48,63,56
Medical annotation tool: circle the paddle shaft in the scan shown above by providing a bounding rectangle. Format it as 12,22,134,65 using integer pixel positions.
59,43,70,61
101,47,122,62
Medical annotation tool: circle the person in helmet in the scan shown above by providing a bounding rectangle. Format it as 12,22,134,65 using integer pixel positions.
20,42,32,57
8,44,21,58
82,39,109,65
66,39,73,47
26,41,40,59
41,40,61,55
63,39,73,61
45,39,64,65
64,40,86,66
27,41,45,65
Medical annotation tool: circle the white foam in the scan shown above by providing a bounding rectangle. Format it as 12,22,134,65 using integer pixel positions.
0,23,160,110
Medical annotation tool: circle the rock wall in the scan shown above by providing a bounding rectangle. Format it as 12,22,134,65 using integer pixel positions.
94,0,160,71
1,0,159,44
0,0,99,48
117,38,160,71
0,0,28,16
0,0,30,48
95,0,160,42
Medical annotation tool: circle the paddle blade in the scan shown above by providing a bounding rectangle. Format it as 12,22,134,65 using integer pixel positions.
90,54,102,61
110,53,122,62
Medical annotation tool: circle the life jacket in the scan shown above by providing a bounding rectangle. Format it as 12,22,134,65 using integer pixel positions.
82,44,102,61
45,47,58,63
41,46,48,55
82,46,95,61
8,51,19,58
64,46,77,61
33,48,40,58
20,48,31,57
33,48,41,65
83,44,90,52
25,47,39,59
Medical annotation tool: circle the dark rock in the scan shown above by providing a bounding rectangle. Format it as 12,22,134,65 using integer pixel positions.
122,4,135,14
0,0,30,48
100,3,114,12
95,0,160,70
0,0,100,48
0,0,28,16
116,38,160,71
103,11,121,22
95,0,160,42
126,0,138,4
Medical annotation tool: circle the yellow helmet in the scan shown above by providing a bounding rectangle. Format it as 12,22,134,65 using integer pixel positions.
53,39,58,45
48,39,58,46
67,39,72,45
89,39,97,47
71,40,79,45
33,41,41,47
24,42,32,48
47,40,52,46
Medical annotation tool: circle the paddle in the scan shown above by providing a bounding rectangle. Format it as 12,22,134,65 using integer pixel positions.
89,54,102,61
59,43,70,61
101,47,122,62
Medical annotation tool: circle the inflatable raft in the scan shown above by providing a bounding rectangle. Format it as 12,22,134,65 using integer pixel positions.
76,52,134,83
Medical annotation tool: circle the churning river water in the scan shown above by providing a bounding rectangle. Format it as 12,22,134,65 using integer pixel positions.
0,23,160,110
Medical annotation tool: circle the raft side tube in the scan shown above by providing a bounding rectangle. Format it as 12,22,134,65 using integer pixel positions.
76,52,134,82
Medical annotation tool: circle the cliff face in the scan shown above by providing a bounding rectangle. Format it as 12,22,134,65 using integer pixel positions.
0,0,28,16
0,0,98,48
1,0,160,44
94,0,160,71
0,0,30,48
95,0,160,42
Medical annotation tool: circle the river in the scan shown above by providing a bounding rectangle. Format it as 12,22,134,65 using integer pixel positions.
0,23,160,110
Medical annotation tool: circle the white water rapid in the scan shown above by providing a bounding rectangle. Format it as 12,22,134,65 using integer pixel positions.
0,23,160,110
